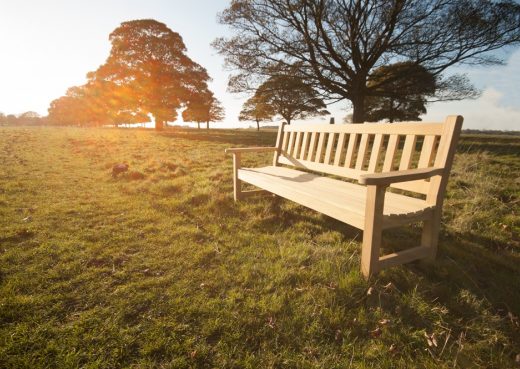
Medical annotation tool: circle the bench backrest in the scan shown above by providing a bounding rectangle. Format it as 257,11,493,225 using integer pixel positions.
273,115,463,204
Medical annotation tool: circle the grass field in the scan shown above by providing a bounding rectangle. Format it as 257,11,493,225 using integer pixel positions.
0,126,519,368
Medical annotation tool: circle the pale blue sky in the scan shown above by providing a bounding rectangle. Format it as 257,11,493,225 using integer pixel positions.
1,0,519,130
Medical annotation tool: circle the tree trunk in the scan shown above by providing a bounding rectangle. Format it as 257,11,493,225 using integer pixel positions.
197,122,200,129
351,94,365,123
256,120,260,131
155,119,164,130
206,121,209,130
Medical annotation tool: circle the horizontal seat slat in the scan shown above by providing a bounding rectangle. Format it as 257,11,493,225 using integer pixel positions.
238,166,433,230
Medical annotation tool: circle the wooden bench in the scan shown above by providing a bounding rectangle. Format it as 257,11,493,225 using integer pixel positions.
225,116,463,278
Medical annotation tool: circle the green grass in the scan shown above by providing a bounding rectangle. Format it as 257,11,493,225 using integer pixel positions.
0,126,518,368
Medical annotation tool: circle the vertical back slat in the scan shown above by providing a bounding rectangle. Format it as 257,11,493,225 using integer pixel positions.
344,133,358,168
299,132,310,160
293,132,303,158
314,132,326,163
399,134,417,170
306,132,318,161
287,131,296,156
324,133,336,164
355,134,370,170
281,130,289,154
383,135,399,172
273,122,285,166
418,135,436,168
368,134,384,173
334,133,346,166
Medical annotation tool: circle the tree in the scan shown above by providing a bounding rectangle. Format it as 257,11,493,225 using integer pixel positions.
254,75,329,124
214,0,520,122
6,114,17,125
18,111,42,126
89,19,211,130
182,92,225,129
238,95,275,130
364,62,436,122
0,113,6,125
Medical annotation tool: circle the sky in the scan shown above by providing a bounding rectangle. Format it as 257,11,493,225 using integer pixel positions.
1,0,519,131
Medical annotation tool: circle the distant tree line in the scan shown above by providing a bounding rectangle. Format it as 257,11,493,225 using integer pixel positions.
0,111,46,126
47,19,224,130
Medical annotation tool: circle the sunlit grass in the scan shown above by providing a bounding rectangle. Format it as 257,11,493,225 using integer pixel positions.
0,126,518,368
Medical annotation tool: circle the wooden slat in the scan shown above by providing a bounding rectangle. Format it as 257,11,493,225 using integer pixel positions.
306,132,317,161
284,122,444,135
418,135,437,168
287,131,296,156
324,133,336,164
281,131,289,154
260,164,431,212
368,134,384,173
273,122,285,166
333,133,346,166
399,134,417,170
314,132,326,163
344,133,358,168
277,156,363,180
299,132,310,160
378,245,430,270
355,134,370,170
383,135,399,172
293,132,303,158
238,166,433,230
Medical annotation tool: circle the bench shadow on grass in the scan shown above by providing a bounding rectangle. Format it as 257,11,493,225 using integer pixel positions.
237,194,520,321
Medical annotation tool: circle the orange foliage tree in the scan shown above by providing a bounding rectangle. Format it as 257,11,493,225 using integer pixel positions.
88,19,211,130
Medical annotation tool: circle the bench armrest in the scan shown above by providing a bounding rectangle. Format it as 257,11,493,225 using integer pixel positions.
359,167,444,186
225,147,278,154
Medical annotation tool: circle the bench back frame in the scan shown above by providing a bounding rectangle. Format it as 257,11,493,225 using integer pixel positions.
272,116,463,204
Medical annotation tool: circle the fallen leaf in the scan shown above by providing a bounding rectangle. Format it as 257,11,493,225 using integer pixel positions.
367,287,374,296
383,282,394,290
389,344,398,353
515,353,520,365
370,327,382,338
190,350,197,359
424,332,438,347
379,319,391,326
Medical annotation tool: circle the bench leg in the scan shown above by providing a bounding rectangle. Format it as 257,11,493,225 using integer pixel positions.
361,221,383,278
361,185,385,278
421,210,441,261
232,153,242,201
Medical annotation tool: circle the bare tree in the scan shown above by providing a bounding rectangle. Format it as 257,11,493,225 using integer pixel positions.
214,0,520,122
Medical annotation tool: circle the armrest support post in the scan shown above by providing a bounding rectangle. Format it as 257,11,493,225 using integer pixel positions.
361,184,387,277
232,152,242,201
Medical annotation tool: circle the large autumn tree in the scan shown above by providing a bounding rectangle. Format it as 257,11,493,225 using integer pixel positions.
89,19,211,130
254,75,329,124
214,0,520,122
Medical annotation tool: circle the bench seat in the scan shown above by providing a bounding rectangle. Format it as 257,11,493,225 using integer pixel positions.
239,166,434,230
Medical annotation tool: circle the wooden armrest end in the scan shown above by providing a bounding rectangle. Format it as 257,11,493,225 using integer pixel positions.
359,167,444,186
225,147,278,154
